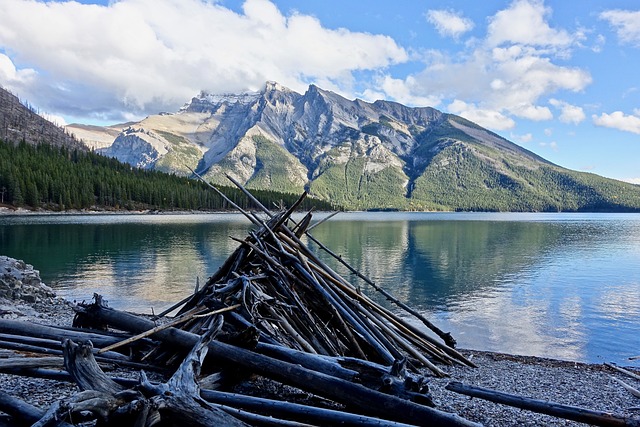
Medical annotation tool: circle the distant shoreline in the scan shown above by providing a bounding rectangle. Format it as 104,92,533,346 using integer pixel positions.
0,206,239,216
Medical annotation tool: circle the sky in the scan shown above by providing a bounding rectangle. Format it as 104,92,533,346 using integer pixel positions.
0,0,639,183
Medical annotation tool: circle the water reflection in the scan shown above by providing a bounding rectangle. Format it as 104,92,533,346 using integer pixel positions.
310,213,640,364
1,212,639,364
0,214,254,310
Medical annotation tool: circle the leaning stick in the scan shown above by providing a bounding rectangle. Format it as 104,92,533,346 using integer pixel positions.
606,363,640,382
97,305,240,355
305,230,457,348
611,377,640,399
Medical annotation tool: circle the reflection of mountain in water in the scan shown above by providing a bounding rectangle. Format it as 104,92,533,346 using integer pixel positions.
311,219,597,310
1,219,252,307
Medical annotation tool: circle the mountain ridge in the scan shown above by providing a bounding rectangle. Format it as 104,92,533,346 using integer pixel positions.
64,82,640,212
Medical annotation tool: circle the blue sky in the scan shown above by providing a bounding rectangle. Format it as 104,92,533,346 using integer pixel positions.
0,0,639,183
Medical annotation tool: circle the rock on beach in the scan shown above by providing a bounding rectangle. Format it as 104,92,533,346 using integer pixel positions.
0,255,73,322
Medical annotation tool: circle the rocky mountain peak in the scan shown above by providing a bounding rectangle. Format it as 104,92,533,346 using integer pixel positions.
66,81,614,211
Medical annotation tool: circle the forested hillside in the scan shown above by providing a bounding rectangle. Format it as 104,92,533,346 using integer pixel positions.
0,140,335,212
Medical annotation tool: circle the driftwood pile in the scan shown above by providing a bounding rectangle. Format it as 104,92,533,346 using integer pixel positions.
0,181,638,426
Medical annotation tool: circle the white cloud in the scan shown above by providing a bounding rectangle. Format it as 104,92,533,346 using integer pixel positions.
600,9,640,46
549,99,585,124
0,53,36,87
0,0,407,121
486,0,575,50
375,0,590,131
448,99,516,130
592,111,640,134
426,9,474,39
39,112,66,127
510,104,552,121
511,132,533,143
363,75,442,107
539,140,558,150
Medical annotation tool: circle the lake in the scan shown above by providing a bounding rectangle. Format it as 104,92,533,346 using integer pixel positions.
1,211,639,366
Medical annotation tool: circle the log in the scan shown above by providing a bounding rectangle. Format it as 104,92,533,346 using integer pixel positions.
32,389,149,427
606,363,640,382
611,377,640,399
0,390,72,427
81,302,480,426
0,319,146,351
200,389,420,427
0,367,138,388
139,320,249,427
446,381,640,427
62,339,124,394
0,357,63,370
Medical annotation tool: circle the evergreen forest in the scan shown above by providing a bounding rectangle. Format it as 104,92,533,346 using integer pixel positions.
0,139,335,212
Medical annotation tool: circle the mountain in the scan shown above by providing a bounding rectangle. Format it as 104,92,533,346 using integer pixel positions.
0,86,85,150
66,82,640,212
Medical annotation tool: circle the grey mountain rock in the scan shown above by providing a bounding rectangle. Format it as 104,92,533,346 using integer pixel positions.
65,82,639,211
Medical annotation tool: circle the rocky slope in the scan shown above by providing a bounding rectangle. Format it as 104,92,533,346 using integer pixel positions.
66,82,640,211
0,87,84,150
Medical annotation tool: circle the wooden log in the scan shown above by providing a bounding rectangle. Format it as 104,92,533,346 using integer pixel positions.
446,381,640,427
214,406,313,426
62,339,124,394
0,391,74,427
0,335,129,361
611,377,640,399
0,356,63,369
0,319,140,350
606,363,640,381
82,302,480,426
201,389,419,427
0,367,138,388
32,389,150,427
139,321,249,427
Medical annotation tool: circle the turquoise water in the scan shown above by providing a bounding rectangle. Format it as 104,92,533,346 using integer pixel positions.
1,212,639,365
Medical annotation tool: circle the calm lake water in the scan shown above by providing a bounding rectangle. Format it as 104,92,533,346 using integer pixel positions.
1,212,639,365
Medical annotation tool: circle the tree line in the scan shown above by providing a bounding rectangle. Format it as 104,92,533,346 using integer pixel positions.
0,139,336,212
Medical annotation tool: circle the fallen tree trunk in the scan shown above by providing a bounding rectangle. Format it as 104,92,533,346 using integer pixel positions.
79,301,480,426
446,381,640,427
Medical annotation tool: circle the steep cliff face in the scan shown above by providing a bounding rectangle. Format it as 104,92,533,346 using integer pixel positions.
65,82,632,211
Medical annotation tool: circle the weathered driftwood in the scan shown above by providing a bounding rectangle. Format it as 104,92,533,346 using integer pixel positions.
611,377,640,399
0,390,73,427
225,172,458,350
138,319,249,427
607,363,640,382
446,381,640,427
0,356,63,370
76,299,479,426
174,175,473,375
0,318,154,355
200,389,418,427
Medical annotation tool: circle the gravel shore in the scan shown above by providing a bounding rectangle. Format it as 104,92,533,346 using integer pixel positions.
1,256,639,426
